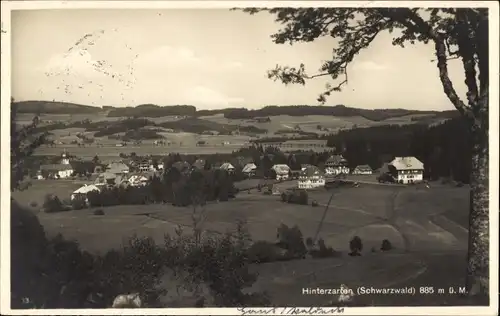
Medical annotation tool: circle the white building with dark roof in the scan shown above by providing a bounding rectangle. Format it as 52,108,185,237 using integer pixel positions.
352,164,373,175
325,155,349,175
389,157,424,184
298,166,325,189
272,164,291,180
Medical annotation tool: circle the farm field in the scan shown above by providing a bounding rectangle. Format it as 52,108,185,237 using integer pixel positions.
33,143,247,158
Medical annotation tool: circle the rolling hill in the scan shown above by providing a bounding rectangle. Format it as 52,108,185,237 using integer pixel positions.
14,101,103,114
13,101,458,122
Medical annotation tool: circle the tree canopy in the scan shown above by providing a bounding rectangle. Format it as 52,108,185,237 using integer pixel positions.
243,7,490,297
243,8,488,130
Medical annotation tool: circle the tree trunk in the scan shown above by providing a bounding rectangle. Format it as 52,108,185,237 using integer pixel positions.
466,118,489,298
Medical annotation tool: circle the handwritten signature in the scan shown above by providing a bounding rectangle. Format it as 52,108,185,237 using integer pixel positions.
237,307,345,315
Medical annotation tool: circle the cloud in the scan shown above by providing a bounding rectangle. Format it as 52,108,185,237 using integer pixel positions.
135,45,202,69
184,85,244,109
223,60,244,70
44,49,100,76
353,61,388,71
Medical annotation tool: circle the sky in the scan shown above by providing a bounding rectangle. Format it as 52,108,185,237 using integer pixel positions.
11,9,469,111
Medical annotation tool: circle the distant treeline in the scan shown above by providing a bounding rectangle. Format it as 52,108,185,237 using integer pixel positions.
15,101,457,123
106,104,197,117
14,101,102,114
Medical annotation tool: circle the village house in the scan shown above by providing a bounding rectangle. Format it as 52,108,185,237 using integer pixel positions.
106,161,130,175
220,162,235,173
137,162,151,172
37,151,74,179
242,163,257,177
127,173,151,187
271,164,291,181
298,166,326,189
94,172,118,186
149,161,164,171
324,155,349,175
389,156,424,184
352,164,373,175
71,184,101,204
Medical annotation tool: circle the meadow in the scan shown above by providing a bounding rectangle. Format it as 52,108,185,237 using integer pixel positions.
19,180,469,254
20,111,445,158
13,177,471,306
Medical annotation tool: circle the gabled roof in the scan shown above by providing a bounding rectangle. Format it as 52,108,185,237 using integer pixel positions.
106,162,130,170
220,162,235,170
242,163,257,173
300,166,324,178
326,155,347,165
40,164,73,171
272,164,290,174
390,157,424,170
354,164,373,171
73,184,101,194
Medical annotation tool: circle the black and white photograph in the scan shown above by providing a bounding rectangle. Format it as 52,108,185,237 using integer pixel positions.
1,1,498,314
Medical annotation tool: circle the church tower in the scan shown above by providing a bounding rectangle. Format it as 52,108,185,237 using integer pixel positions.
61,150,70,165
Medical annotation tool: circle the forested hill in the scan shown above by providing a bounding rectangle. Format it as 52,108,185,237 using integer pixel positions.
325,116,471,183
14,101,102,114
13,101,458,122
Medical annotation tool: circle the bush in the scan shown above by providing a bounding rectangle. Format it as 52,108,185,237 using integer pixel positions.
93,209,105,216
11,200,262,308
71,195,87,210
247,241,283,263
276,224,307,259
309,238,341,258
380,239,392,251
43,194,68,213
349,236,363,256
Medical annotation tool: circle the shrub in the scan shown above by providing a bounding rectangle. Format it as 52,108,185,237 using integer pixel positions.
12,201,262,308
305,237,314,248
276,224,307,259
380,239,392,251
349,236,363,256
247,241,283,263
43,194,68,213
309,238,341,258
93,209,105,216
71,195,87,210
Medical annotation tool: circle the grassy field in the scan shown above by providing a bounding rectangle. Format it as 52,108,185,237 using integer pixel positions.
20,180,470,254
12,178,472,306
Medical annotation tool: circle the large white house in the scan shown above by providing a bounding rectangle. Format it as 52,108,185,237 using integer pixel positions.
324,155,349,175
389,157,424,184
272,164,290,180
71,184,101,202
298,166,325,189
